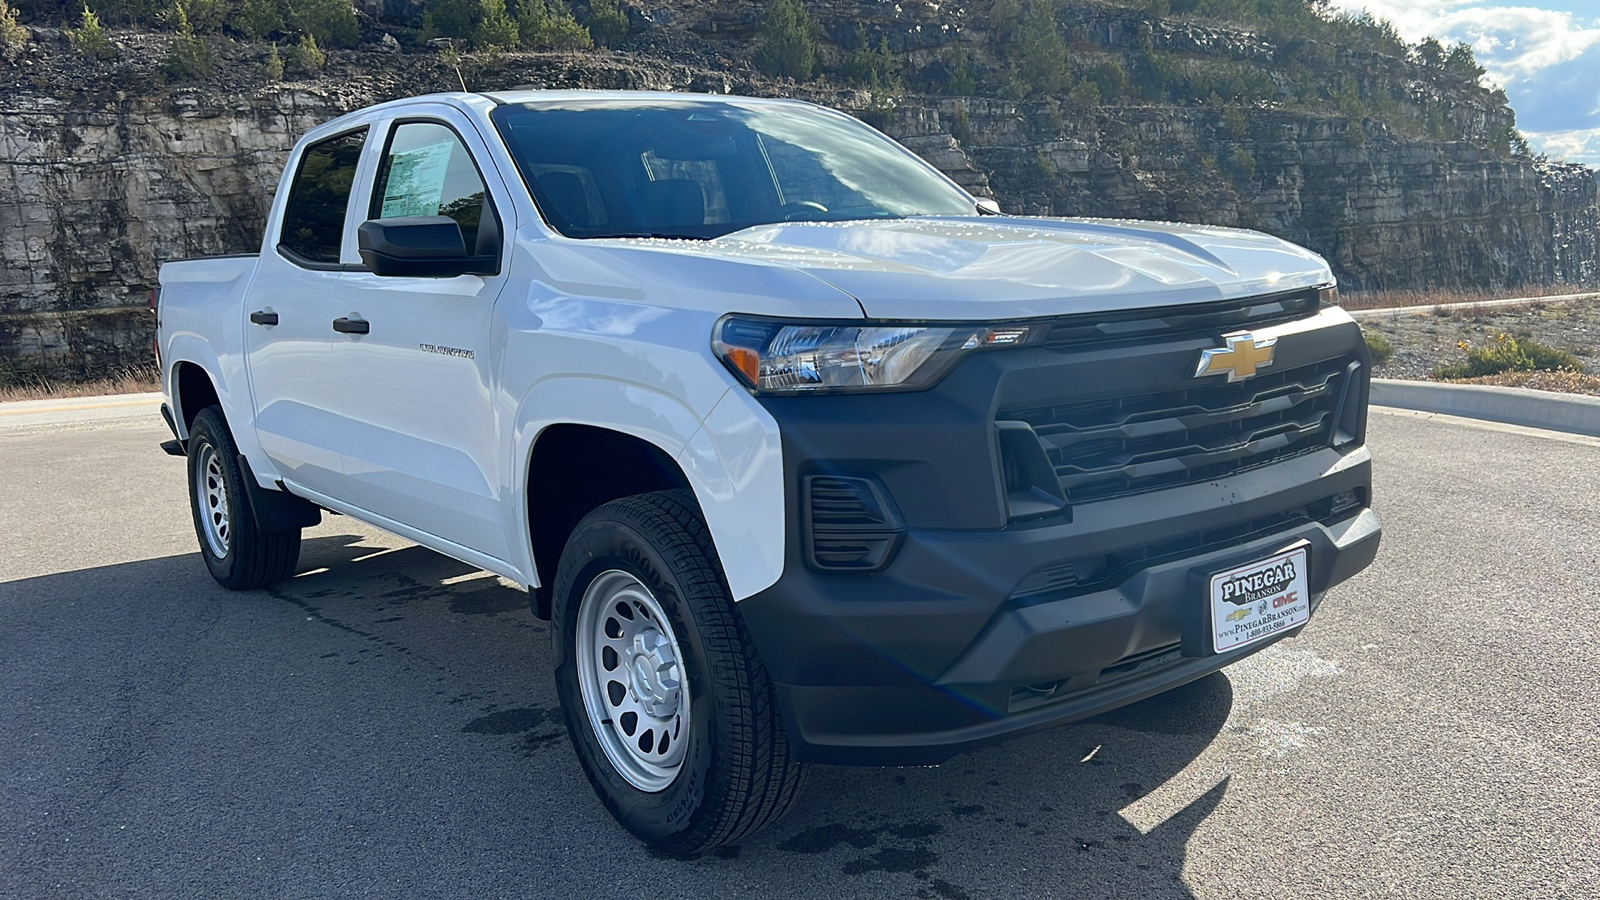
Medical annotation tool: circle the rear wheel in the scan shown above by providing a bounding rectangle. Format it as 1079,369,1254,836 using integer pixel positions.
186,406,301,590
552,490,804,852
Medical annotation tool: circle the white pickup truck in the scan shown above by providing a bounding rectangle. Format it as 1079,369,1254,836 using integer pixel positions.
156,90,1381,851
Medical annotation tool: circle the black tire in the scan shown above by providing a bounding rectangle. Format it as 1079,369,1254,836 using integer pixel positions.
552,489,805,853
186,406,302,590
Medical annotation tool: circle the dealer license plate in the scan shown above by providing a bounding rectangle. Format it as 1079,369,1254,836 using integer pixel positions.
1209,544,1310,654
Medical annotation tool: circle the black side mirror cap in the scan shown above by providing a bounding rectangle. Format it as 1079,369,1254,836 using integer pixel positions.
357,216,500,278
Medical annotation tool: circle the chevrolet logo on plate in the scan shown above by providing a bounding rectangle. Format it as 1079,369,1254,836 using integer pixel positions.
1195,331,1277,382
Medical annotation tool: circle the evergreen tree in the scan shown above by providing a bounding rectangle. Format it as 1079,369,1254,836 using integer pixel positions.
753,0,817,81
67,3,116,58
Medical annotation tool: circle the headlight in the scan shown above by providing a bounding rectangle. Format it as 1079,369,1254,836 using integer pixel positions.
713,315,1037,393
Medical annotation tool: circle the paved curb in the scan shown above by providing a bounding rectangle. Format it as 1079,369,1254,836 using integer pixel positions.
1371,379,1600,438
1348,291,1600,320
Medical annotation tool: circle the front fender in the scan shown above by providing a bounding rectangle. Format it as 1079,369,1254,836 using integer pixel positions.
507,375,786,602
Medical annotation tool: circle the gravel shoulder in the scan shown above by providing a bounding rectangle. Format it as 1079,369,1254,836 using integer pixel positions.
1357,298,1600,395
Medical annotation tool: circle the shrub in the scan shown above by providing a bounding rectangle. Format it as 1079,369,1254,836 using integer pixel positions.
1227,146,1255,180
423,0,476,40
263,41,284,79
1433,333,1584,380
68,4,117,59
286,31,324,73
1065,78,1099,109
753,0,817,81
230,0,282,39
948,102,972,144
1222,102,1248,138
946,45,975,95
291,0,356,47
167,0,222,31
1363,330,1394,365
0,0,27,48
584,0,626,45
517,0,590,49
163,4,213,77
1088,60,1128,101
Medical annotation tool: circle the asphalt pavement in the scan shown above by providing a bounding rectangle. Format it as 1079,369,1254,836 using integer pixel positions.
1,406,1597,899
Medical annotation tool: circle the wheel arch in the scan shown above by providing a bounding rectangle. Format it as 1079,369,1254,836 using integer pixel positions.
171,359,221,436
524,423,695,619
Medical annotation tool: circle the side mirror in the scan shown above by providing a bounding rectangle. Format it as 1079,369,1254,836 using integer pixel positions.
975,197,1003,216
357,216,499,278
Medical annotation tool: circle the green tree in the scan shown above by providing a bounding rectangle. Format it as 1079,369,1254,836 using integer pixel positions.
1444,42,1484,83
585,0,626,45
753,0,816,81
289,0,357,48
263,41,284,79
476,0,518,48
841,24,896,89
286,30,324,72
946,45,976,95
516,0,590,49
1222,101,1248,138
67,4,116,58
1414,36,1444,67
0,0,28,48
163,3,214,77
230,0,282,38
422,0,476,40
1013,0,1068,96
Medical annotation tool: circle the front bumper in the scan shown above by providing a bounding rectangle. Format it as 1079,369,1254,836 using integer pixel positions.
739,450,1379,764
735,306,1382,765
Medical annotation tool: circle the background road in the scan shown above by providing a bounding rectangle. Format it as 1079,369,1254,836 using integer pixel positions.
1,406,1596,899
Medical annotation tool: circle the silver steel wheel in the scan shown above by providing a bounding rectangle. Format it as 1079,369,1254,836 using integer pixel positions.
194,442,231,559
575,569,690,792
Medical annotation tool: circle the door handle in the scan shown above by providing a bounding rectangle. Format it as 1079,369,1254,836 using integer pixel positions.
249,310,278,326
332,316,370,335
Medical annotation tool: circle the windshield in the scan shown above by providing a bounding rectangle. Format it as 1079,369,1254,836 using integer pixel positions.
490,98,978,240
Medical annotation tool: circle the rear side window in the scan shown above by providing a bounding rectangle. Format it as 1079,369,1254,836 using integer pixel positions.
371,122,491,253
279,129,367,264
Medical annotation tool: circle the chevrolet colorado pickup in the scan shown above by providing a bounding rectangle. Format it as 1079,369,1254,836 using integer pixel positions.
156,90,1381,852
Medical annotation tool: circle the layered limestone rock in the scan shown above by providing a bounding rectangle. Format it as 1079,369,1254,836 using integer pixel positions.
1,4,1596,380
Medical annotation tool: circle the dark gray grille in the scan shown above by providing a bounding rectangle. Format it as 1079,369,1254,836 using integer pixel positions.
1000,358,1350,503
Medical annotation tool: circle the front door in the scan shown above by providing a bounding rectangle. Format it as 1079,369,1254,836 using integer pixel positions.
244,127,369,498
330,113,512,561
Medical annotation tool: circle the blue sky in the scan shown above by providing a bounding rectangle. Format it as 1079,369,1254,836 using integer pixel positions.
1326,0,1600,166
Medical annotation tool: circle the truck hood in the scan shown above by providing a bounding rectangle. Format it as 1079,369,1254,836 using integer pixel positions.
704,216,1333,320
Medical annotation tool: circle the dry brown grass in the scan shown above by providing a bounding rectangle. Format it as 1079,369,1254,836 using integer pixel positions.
1439,370,1600,397
1340,284,1594,311
0,365,160,403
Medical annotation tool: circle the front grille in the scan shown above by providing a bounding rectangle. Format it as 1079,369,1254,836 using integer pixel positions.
1039,289,1320,350
1000,358,1351,504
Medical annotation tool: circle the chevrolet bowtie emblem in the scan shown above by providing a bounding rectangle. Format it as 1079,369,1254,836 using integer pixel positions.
1196,331,1277,382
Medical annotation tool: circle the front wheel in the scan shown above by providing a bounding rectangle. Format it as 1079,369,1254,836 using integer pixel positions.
552,490,805,852
186,406,302,590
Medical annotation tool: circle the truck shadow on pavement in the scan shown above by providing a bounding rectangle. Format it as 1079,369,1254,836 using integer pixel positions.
1,532,1234,899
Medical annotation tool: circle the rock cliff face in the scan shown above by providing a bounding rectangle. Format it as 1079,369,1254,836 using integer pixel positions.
1,1,1596,380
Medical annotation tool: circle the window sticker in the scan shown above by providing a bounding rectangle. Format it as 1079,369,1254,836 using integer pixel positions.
379,139,455,218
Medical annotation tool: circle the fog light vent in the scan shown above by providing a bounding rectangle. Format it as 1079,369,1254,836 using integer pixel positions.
804,476,904,572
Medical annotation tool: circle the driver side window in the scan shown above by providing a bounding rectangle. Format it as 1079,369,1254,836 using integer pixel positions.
371,122,494,253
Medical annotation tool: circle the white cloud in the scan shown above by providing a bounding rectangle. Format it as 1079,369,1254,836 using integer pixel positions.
1525,128,1600,166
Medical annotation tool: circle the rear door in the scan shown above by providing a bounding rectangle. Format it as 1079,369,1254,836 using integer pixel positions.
244,127,369,496
330,111,514,561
